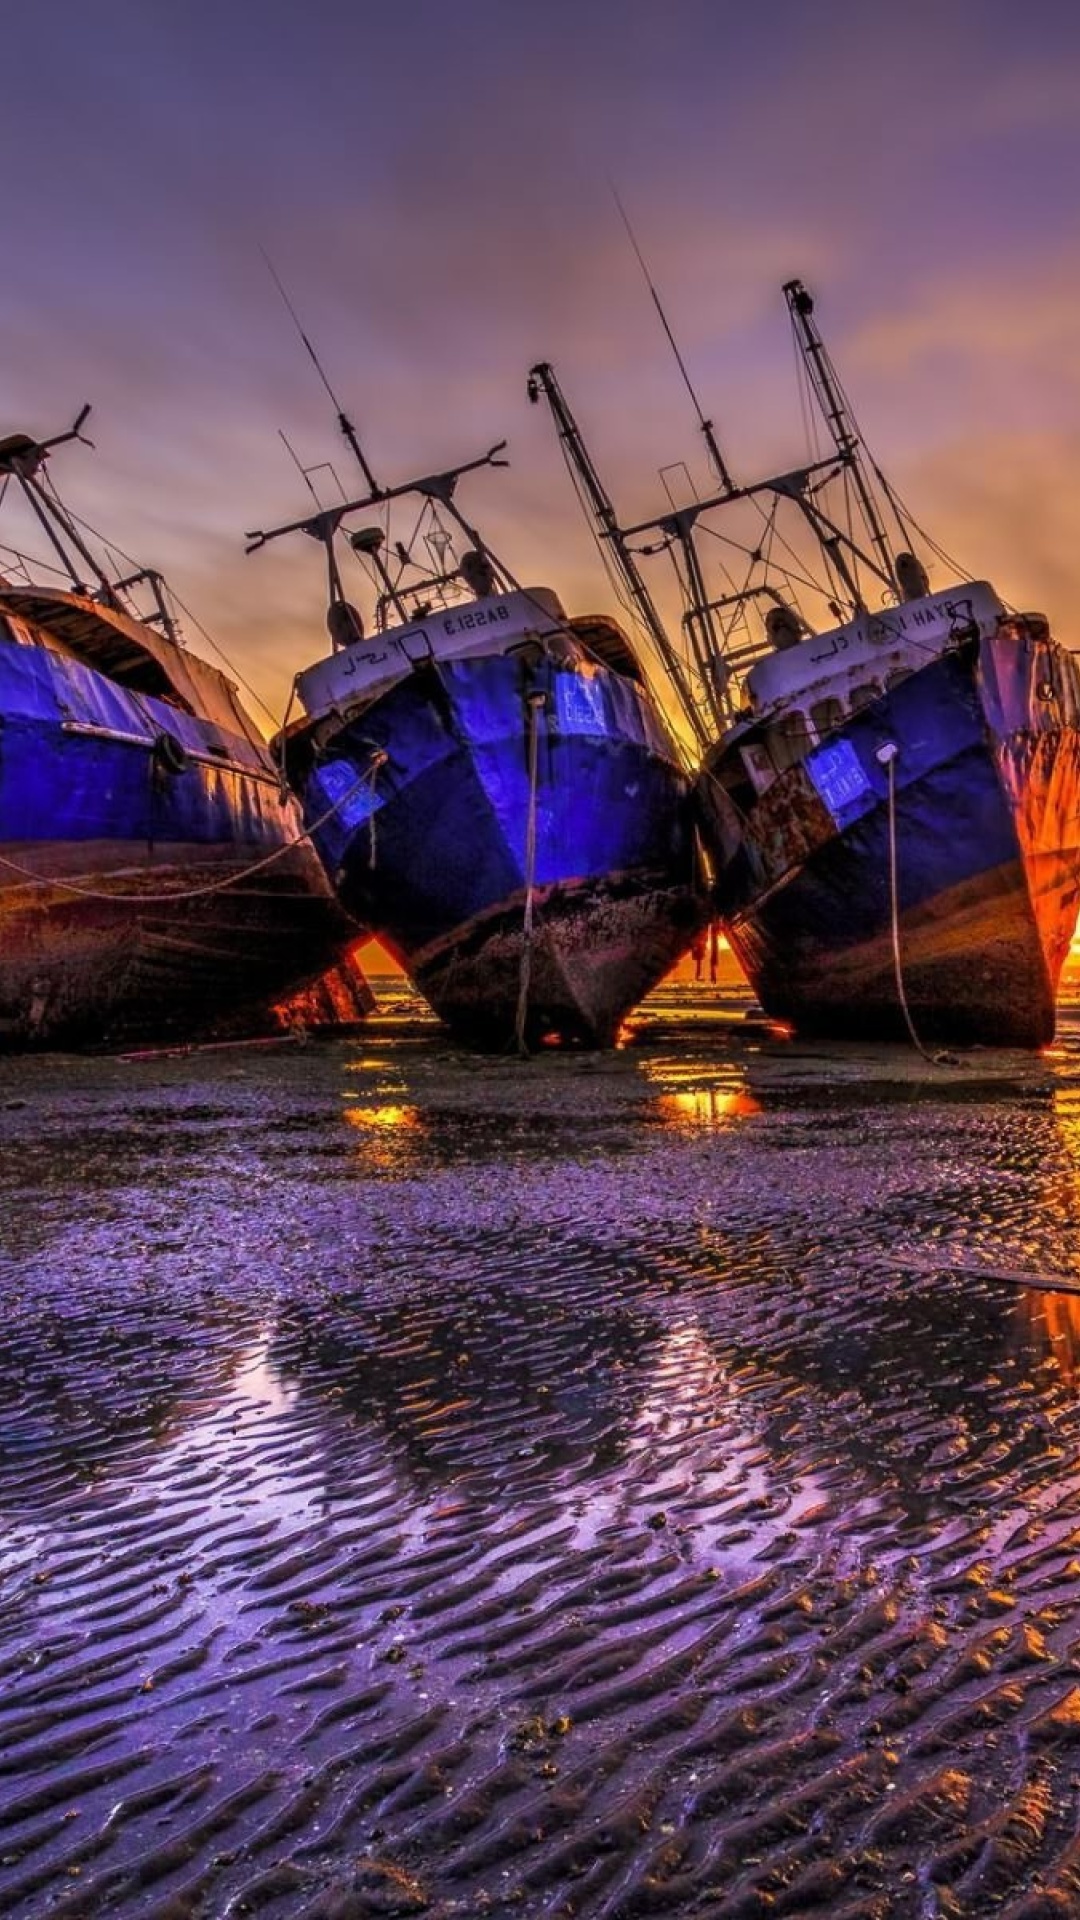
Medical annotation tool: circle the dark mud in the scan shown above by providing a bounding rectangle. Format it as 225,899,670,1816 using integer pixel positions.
4,983,1080,1917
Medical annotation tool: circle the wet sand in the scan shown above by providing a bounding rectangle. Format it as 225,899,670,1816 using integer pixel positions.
4,982,1080,1917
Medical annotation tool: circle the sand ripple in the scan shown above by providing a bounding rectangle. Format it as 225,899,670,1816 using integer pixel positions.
4,992,1080,1914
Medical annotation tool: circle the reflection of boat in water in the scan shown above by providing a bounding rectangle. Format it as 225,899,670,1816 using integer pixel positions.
251,433,705,1049
532,284,1080,1048
0,412,364,1047
0,1288,261,1503
273,1280,669,1493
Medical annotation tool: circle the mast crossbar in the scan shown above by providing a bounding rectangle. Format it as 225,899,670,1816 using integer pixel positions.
617,453,847,542
245,443,509,555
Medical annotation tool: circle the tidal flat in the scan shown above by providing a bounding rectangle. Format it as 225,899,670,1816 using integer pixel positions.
3,981,1080,1919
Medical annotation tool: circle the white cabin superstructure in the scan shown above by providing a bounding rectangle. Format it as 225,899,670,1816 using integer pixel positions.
744,581,1006,720
712,582,1008,801
295,586,567,726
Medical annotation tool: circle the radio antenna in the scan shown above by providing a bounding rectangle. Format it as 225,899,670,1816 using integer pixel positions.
278,428,324,507
260,247,381,495
610,184,735,495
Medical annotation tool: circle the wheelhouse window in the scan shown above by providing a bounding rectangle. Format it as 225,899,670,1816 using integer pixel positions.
770,712,812,771
810,696,844,739
848,681,881,714
741,742,775,794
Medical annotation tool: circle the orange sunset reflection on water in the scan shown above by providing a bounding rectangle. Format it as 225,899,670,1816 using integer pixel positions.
639,1050,764,1133
651,1086,764,1131
342,1101,425,1173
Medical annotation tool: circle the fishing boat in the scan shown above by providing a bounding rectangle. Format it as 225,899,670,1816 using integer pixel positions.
698,578,1080,1048
531,290,1080,1049
249,440,705,1049
695,284,1080,1047
0,410,367,1048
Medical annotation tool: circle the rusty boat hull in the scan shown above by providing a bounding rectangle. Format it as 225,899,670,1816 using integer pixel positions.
0,608,363,1049
291,649,705,1049
698,624,1080,1047
412,871,702,1050
0,840,362,1049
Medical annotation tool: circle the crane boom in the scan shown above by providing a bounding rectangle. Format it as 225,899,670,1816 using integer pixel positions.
526,361,707,748
783,280,897,597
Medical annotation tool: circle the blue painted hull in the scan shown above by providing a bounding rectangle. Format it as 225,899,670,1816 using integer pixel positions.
699,629,1080,1046
292,651,705,1046
0,638,360,1046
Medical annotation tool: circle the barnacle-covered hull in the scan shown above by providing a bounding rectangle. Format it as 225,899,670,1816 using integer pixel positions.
699,625,1080,1047
293,647,705,1048
412,872,702,1050
0,624,362,1048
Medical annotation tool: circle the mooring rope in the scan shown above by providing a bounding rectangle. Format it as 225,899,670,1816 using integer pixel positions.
365,749,388,870
514,692,547,1057
879,744,957,1067
0,757,380,906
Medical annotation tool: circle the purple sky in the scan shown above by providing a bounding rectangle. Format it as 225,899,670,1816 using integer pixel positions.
2,0,1078,721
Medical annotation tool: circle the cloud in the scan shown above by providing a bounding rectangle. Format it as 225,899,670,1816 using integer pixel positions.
2,0,1079,736
902,429,1080,648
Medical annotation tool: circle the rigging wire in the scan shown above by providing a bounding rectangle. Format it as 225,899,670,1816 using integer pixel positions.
552,433,696,753
694,517,827,603
790,308,942,587
51,497,284,733
0,541,70,585
868,465,973,584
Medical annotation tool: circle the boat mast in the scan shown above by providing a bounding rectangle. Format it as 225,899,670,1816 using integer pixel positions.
263,250,382,496
613,203,747,718
264,254,417,622
526,361,707,749
783,280,898,598
0,408,127,603
611,188,736,495
659,507,732,736
280,344,521,621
